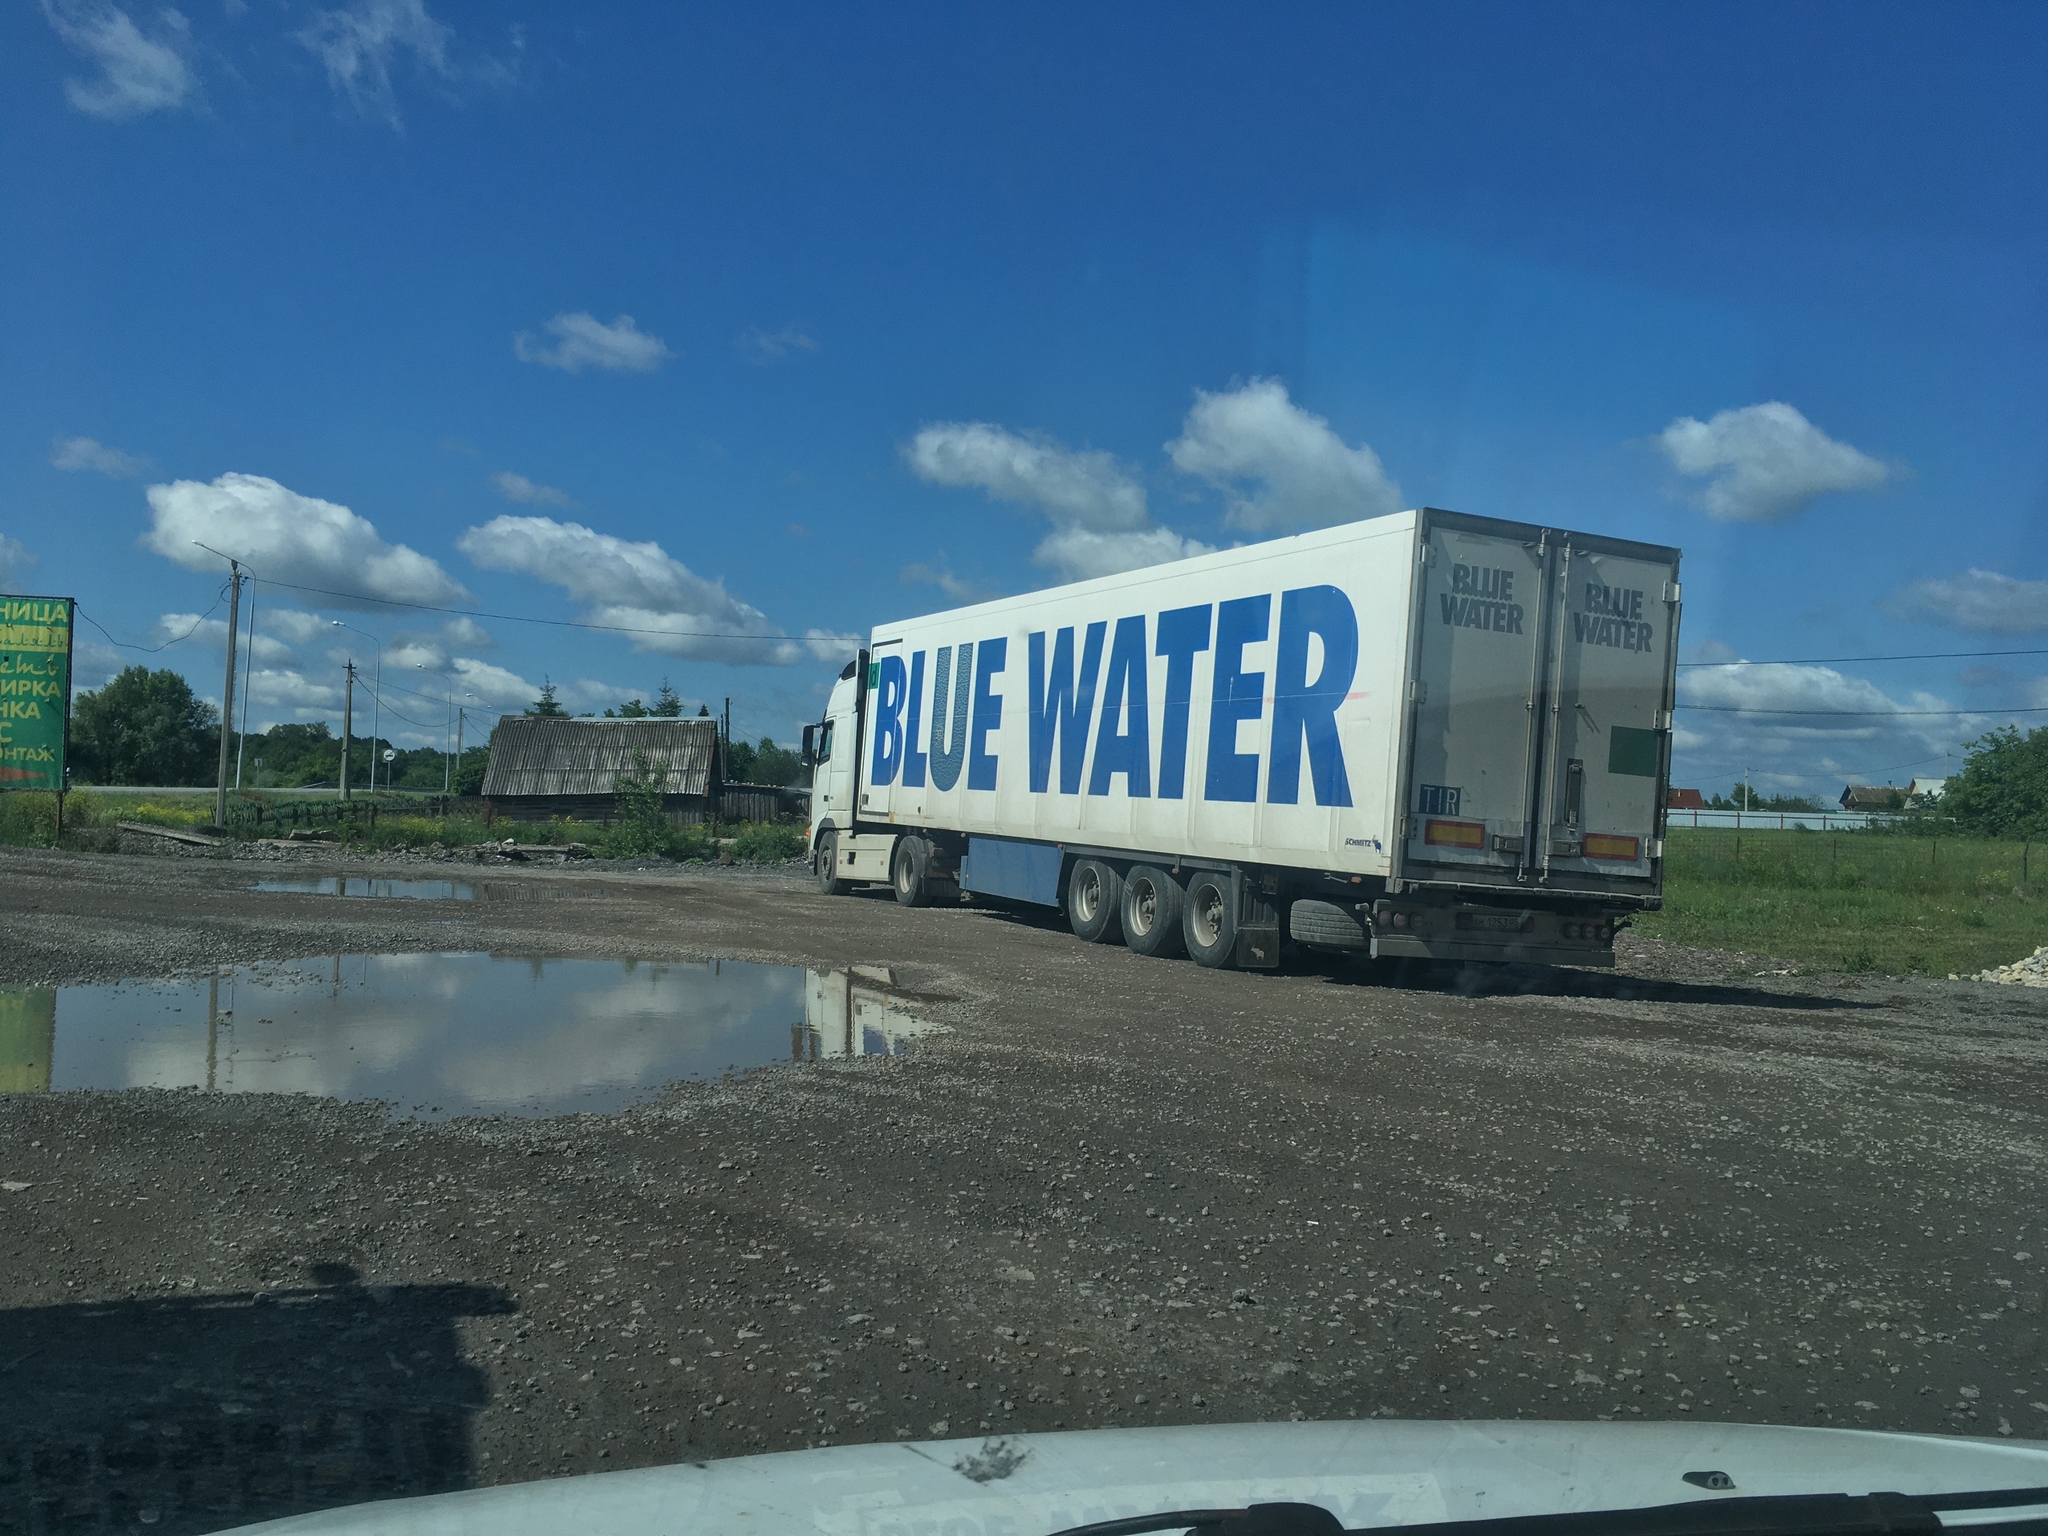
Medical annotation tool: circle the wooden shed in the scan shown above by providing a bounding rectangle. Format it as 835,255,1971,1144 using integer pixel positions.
480,716,721,824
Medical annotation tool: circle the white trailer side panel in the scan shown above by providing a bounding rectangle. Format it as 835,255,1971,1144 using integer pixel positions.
857,513,1423,876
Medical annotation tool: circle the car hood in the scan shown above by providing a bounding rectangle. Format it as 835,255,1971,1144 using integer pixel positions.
225,1418,2048,1535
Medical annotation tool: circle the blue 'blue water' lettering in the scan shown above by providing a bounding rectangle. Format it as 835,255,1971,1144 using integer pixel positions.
1153,603,1211,800
870,653,907,784
1027,623,1106,794
902,650,929,787
968,637,1007,791
929,644,970,791
1088,615,1151,797
1267,585,1356,807
1204,595,1270,803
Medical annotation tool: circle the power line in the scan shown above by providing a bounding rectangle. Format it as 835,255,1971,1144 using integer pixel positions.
1677,703,2046,719
1678,646,2048,668
75,584,230,654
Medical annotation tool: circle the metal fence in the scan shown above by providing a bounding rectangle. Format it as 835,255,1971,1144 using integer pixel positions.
1664,827,2040,895
1664,808,1901,832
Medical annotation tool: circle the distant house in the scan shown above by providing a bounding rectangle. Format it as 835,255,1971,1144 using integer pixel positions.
1667,787,1706,811
1839,784,1904,813
481,716,720,823
1907,776,1947,801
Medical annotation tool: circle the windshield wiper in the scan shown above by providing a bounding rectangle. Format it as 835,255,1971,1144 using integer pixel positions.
1046,1486,2048,1536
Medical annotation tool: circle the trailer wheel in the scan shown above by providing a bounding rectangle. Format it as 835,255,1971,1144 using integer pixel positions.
1066,858,1125,944
1121,865,1186,958
1182,870,1237,968
815,829,850,897
892,836,932,908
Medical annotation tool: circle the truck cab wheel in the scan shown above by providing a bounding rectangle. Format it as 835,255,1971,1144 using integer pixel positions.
892,836,931,907
815,829,850,896
1066,858,1125,944
1182,871,1237,968
1121,865,1186,958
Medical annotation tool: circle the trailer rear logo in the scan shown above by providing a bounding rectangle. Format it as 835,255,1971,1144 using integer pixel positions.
1439,564,1524,634
1573,583,1656,654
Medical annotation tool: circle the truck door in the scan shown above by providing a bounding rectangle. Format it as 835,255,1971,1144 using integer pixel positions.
1401,517,1549,876
1532,541,1678,884
858,643,900,823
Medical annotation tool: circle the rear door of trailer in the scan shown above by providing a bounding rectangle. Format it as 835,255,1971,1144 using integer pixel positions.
1397,509,1679,898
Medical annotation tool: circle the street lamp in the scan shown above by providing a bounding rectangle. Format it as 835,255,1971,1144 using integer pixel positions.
413,664,477,794
331,621,383,793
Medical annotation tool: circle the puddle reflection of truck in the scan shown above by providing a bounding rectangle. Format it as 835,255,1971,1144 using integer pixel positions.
803,508,1681,971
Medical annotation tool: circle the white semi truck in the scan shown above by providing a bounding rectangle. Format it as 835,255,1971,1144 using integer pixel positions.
802,507,1681,970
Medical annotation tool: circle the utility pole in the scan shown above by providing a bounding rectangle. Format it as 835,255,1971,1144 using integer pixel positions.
340,660,355,801
235,582,255,790
214,562,242,830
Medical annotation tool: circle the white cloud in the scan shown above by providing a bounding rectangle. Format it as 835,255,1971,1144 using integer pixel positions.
736,325,818,365
143,472,468,609
802,630,862,665
1667,657,1995,800
298,0,451,130
490,470,577,509
456,515,804,665
151,612,296,664
905,421,1210,582
386,639,445,672
252,607,335,646
1879,569,2048,636
51,435,148,476
1679,661,1935,725
899,560,992,604
441,615,494,650
1032,526,1214,583
40,0,199,120
1166,378,1403,533
0,535,35,588
908,422,1149,530
450,656,538,713
1657,402,1889,524
244,667,345,720
514,313,672,375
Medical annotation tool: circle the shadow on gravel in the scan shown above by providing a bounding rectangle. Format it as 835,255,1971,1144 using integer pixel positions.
1325,957,1873,1011
0,1265,511,1536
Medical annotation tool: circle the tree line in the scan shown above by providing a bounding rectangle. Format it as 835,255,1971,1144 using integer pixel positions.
63,665,804,791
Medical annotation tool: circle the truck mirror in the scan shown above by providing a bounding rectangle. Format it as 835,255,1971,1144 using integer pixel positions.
801,723,816,767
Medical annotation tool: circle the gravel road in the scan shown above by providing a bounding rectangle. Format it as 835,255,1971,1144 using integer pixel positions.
2,843,2045,1535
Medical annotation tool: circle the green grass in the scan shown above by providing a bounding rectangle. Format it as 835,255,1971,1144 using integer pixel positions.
1635,828,2047,976
0,790,805,865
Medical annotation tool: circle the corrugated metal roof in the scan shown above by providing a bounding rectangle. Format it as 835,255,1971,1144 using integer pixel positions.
481,716,719,798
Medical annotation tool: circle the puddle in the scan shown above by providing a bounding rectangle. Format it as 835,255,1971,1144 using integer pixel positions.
0,957,939,1119
255,877,479,900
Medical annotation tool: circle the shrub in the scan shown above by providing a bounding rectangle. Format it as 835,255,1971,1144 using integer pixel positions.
731,822,805,862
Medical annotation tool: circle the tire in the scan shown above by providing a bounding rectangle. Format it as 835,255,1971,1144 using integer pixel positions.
1182,870,1237,969
1066,858,1125,944
892,836,931,907
1121,865,1186,958
815,829,850,896
1288,898,1369,952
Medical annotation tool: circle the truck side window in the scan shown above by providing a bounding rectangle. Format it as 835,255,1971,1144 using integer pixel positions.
817,721,833,763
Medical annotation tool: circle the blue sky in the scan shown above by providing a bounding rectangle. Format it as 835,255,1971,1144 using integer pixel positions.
3,0,2044,797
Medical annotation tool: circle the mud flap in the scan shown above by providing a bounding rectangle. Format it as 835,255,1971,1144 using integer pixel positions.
1232,867,1281,970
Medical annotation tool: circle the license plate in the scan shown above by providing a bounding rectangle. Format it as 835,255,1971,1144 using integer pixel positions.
1456,910,1530,932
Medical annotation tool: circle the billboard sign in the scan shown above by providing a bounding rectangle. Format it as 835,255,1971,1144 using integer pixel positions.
1,595,74,792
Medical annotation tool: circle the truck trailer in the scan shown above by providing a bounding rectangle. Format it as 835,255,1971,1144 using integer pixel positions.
803,506,1681,970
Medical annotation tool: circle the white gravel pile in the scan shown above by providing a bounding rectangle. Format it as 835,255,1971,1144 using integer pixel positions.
1970,944,2048,987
